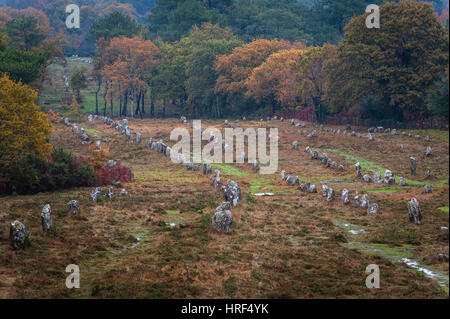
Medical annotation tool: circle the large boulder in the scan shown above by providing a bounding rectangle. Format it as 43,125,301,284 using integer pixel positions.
407,198,422,225
41,204,53,232
212,202,233,233
10,221,27,249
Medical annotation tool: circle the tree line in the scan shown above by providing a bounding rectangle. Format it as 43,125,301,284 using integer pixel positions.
89,1,448,121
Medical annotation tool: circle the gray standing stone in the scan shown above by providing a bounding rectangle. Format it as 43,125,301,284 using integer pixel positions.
281,170,286,181
10,220,27,249
424,185,432,193
309,184,317,193
212,170,221,188
286,175,299,186
360,194,370,209
90,187,102,202
327,188,335,201
398,177,406,186
72,125,79,134
67,200,80,215
407,198,422,225
367,203,379,215
136,133,142,144
362,174,372,183
338,165,345,171
120,189,128,196
322,185,329,197
41,204,53,232
426,146,433,156
341,189,350,205
424,136,430,142
355,162,362,177
353,192,360,207
292,141,299,150
384,170,395,185
203,164,212,175
223,180,241,207
105,187,114,200
212,202,233,233
410,157,416,175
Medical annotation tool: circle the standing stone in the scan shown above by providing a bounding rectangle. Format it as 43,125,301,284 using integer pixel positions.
362,174,372,183
426,146,433,156
90,187,102,202
105,187,114,200
353,192,360,207
286,175,299,186
360,194,370,209
426,169,431,178
72,125,79,134
9,221,27,249
384,170,395,185
136,133,142,144
41,204,53,232
211,170,221,188
212,202,233,233
341,189,350,205
407,198,422,225
424,185,432,194
338,165,345,171
281,170,286,181
292,141,299,150
398,177,406,186
223,181,241,206
203,164,212,175
300,182,310,192
410,157,416,175
120,189,128,196
327,188,335,201
309,184,317,193
67,200,80,215
367,203,379,215
355,162,362,177
424,136,430,142
322,185,329,197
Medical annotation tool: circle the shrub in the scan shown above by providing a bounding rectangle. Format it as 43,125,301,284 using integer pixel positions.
0,148,95,195
96,161,133,186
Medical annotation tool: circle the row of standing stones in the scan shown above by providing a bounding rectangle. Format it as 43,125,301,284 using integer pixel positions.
90,115,242,235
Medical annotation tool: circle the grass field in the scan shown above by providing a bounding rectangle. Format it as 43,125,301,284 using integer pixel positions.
0,115,448,298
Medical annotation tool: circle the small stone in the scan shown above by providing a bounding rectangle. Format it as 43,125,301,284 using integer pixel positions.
120,189,128,196
384,170,395,185
362,174,372,183
426,146,433,156
424,185,432,194
410,157,416,175
286,175,299,186
105,187,114,200
292,141,299,150
398,177,406,186
360,194,370,209
355,163,362,177
322,185,329,197
309,184,317,193
327,188,335,201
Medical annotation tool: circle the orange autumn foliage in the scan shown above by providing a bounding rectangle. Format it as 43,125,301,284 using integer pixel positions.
245,48,307,107
100,36,161,100
214,39,306,96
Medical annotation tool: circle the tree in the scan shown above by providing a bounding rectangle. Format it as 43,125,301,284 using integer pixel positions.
5,15,45,51
70,66,88,102
0,74,52,171
245,48,306,114
296,44,337,120
100,36,161,117
325,1,449,120
427,73,449,119
0,48,46,83
88,11,140,43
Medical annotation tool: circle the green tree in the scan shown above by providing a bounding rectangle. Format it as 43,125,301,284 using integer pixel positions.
427,74,449,119
0,48,46,84
325,1,449,121
88,11,140,43
5,15,45,51
70,66,88,102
